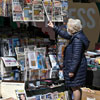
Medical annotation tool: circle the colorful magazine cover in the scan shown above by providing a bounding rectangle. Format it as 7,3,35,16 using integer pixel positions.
17,54,25,71
24,4,32,21
15,89,27,100
36,47,46,69
12,1,24,21
29,69,40,80
52,0,63,22
45,57,51,69
12,38,20,56
45,93,53,100
0,0,3,16
6,1,12,17
36,95,41,100
59,70,64,80
52,91,58,100
61,1,68,16
40,94,46,100
2,0,6,16
57,92,65,100
50,69,58,79
49,54,59,70
37,52,45,69
33,1,44,21
40,69,49,79
28,51,38,69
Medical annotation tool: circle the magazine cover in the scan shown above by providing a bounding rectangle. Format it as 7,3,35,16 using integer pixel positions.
12,0,24,21
57,92,65,100
24,4,32,21
17,54,25,71
33,0,44,21
64,91,69,100
37,52,45,69
0,3,2,16
28,51,38,69
15,89,27,100
1,82,25,99
61,1,68,16
45,69,51,79
2,0,6,16
36,47,46,69
50,69,58,79
52,91,58,100
40,69,48,79
44,0,53,21
52,0,63,22
15,47,24,55
45,57,51,69
27,96,36,100
12,38,20,56
40,94,46,100
45,93,53,100
59,70,64,80
36,95,41,100
29,69,40,80
49,54,59,70
6,1,12,17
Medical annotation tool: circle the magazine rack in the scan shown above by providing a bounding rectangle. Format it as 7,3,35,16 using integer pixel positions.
0,57,19,80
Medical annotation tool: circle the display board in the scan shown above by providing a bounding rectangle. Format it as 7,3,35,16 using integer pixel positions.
12,0,68,22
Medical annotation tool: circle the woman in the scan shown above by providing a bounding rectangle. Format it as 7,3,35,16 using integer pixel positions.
48,18,90,100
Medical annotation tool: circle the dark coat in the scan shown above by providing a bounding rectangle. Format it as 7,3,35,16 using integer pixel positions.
54,26,90,87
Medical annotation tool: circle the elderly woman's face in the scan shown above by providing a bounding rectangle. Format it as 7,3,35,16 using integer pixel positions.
67,23,74,34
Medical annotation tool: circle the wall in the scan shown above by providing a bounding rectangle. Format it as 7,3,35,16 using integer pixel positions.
68,2,100,50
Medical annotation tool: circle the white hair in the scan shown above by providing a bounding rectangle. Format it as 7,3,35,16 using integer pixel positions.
67,18,82,33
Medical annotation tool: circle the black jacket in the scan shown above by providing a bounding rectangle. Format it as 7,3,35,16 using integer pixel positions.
54,25,90,87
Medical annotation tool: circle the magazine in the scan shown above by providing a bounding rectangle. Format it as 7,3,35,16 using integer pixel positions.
1,82,25,99
58,92,65,100
17,54,25,71
45,93,53,100
15,89,27,100
12,1,24,21
33,1,44,21
49,54,59,70
40,69,48,79
28,51,38,69
23,4,32,21
44,0,53,21
52,91,58,100
61,1,68,16
52,1,63,22
29,69,40,80
45,57,51,69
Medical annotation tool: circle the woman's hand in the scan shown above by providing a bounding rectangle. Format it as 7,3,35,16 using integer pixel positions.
48,21,54,28
69,72,74,78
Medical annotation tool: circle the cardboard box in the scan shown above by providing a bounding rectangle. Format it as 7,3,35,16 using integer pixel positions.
82,88,100,100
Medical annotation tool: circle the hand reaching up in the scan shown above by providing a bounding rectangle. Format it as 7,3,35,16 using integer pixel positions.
48,21,54,28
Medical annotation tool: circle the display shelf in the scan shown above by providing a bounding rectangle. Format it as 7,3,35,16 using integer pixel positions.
26,84,66,97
